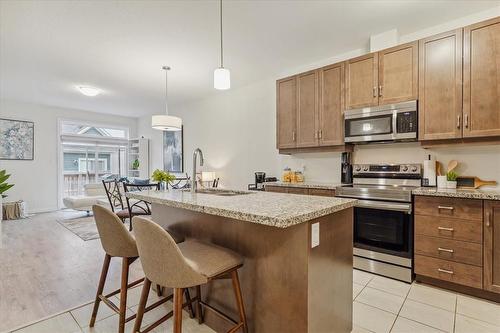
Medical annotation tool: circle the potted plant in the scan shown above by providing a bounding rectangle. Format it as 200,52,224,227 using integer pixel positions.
151,169,176,191
446,171,458,189
0,170,15,223
132,159,140,170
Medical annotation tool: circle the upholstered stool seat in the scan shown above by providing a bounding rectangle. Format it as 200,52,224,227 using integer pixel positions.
179,240,243,279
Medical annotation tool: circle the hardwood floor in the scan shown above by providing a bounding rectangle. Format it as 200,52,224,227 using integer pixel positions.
0,210,144,332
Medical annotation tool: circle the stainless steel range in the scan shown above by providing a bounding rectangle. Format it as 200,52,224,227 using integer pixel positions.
336,164,422,283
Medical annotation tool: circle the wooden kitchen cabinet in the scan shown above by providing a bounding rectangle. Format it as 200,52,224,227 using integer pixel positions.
276,76,297,149
484,200,500,293
345,53,378,109
463,17,500,138
418,30,463,140
319,63,344,146
296,70,319,148
378,41,418,104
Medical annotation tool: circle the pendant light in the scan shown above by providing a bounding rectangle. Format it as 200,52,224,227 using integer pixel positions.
214,0,230,90
152,66,182,131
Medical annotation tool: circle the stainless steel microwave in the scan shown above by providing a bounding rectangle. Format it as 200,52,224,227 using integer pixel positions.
344,100,417,144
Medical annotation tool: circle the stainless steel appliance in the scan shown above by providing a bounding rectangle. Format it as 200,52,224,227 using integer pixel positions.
255,172,266,190
344,100,418,144
336,163,422,282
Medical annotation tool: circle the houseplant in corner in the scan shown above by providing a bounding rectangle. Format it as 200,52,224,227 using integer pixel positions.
0,169,15,223
151,169,175,191
446,171,458,189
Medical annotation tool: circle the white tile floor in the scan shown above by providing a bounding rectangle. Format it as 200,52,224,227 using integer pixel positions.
9,269,500,333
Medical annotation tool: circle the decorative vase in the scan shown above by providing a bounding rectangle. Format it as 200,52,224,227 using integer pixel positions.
437,176,447,189
447,181,457,189
160,181,168,191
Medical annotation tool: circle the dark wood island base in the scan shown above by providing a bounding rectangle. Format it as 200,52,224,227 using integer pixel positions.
152,204,353,333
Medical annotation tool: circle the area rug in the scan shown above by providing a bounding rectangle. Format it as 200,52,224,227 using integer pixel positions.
57,216,130,241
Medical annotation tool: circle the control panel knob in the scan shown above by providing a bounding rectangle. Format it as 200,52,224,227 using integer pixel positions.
402,165,409,172
354,165,361,172
411,166,418,172
363,166,369,172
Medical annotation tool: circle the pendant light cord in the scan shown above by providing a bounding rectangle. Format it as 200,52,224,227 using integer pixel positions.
163,66,170,115
220,0,223,68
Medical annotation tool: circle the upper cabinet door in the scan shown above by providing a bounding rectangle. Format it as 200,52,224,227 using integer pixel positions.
419,30,463,140
464,17,500,138
345,53,379,109
484,200,500,294
276,76,297,149
319,63,344,146
378,41,418,105
296,70,319,148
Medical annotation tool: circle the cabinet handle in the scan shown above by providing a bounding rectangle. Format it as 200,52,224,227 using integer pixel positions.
379,85,383,97
314,131,318,139
373,87,377,97
438,205,454,210
438,247,454,253
292,131,296,142
464,114,469,128
457,115,461,129
486,211,491,227
319,129,323,139
438,268,454,275
438,226,454,232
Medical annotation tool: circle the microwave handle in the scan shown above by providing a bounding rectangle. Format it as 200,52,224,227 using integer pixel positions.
392,111,398,134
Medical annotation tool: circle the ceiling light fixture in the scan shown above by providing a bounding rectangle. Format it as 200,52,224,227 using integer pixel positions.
152,66,182,131
214,0,230,90
78,86,101,97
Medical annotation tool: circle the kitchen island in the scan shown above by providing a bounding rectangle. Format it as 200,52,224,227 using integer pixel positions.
126,188,356,333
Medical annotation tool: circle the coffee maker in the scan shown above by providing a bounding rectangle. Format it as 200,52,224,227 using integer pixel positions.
255,172,266,190
341,152,353,185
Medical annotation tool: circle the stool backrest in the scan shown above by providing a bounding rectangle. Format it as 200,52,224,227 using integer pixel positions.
102,179,124,212
133,216,207,288
92,205,138,258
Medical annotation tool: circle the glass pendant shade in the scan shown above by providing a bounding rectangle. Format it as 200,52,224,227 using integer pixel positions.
152,115,182,131
214,67,230,90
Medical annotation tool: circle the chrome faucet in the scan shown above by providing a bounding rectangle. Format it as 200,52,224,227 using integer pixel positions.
191,148,204,193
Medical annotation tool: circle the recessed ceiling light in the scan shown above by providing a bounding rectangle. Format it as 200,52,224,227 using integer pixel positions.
77,86,101,97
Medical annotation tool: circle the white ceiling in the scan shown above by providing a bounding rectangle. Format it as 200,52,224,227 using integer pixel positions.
1,0,499,118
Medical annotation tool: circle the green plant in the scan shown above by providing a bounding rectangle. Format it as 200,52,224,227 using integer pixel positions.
0,170,14,198
446,171,458,182
132,159,140,170
151,169,176,183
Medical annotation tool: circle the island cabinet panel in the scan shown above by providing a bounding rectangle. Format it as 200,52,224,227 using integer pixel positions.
276,76,297,149
308,188,335,197
463,17,500,138
378,41,418,105
484,200,500,293
319,63,344,146
418,29,463,140
297,70,319,147
152,204,354,333
345,53,379,109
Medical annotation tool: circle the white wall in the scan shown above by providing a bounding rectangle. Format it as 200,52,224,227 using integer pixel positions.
0,99,137,213
138,7,500,190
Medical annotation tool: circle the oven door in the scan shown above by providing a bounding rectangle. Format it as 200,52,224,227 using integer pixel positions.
353,200,413,258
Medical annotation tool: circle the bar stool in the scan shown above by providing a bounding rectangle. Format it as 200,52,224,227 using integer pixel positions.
132,216,248,333
90,205,191,333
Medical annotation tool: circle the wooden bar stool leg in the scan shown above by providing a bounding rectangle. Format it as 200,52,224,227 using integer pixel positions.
89,254,111,327
185,288,195,318
195,285,203,324
118,257,130,333
173,288,184,333
156,284,163,297
231,270,248,333
133,278,151,333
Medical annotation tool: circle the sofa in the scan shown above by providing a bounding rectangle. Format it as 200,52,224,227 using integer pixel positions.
63,183,108,213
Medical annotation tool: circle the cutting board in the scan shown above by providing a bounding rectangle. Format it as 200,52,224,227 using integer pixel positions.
457,176,497,189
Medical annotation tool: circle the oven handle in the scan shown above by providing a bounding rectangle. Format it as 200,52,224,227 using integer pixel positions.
355,199,412,214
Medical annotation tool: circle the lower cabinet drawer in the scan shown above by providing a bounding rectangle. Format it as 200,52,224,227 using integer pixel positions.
415,235,482,266
308,188,335,197
415,255,483,289
415,214,482,243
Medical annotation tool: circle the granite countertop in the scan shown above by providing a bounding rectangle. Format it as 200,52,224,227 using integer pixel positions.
412,187,500,200
264,181,342,190
126,189,356,228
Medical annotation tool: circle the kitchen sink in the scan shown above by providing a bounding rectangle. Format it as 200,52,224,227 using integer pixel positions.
183,188,253,196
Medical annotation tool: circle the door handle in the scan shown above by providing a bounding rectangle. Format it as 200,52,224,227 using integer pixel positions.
379,85,383,97
437,268,454,275
373,87,377,98
438,247,454,253
438,226,454,232
486,211,491,227
457,115,461,129
314,131,318,139
464,114,469,128
319,129,323,139
292,131,296,142
438,206,454,211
